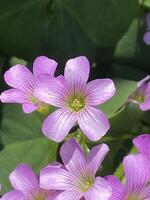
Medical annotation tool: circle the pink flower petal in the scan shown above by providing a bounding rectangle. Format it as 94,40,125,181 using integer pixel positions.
105,175,124,200
84,177,112,200
78,106,110,141
0,89,28,103
64,56,90,90
46,191,62,200
137,75,150,87
87,143,109,174
34,74,66,107
1,190,25,200
54,190,83,200
9,164,38,196
86,79,116,105
137,186,150,199
56,75,65,83
33,56,57,77
60,138,86,174
123,154,150,192
22,102,39,113
42,108,77,142
133,134,150,158
45,161,64,169
46,191,61,200
4,65,34,94
40,165,75,190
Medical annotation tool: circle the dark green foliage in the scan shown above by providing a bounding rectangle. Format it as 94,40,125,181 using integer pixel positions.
0,0,150,193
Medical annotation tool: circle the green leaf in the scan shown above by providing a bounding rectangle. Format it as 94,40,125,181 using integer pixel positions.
0,105,58,193
113,14,150,72
0,0,139,60
0,0,96,61
61,0,139,46
109,104,143,134
99,79,137,117
139,0,150,9
10,56,27,66
114,18,139,62
0,138,58,194
0,0,49,59
0,105,43,145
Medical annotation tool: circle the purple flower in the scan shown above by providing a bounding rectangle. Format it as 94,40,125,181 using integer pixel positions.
0,56,57,113
34,56,115,142
143,13,150,45
128,75,150,111
106,154,150,200
133,134,150,158
40,138,112,200
1,164,57,200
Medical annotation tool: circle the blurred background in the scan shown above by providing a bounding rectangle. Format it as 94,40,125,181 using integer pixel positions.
0,0,150,195
0,0,149,81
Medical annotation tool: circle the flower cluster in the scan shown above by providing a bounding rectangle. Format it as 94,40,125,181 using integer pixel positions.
1,134,150,200
106,134,150,200
0,56,150,200
1,138,112,200
0,56,116,142
0,56,57,113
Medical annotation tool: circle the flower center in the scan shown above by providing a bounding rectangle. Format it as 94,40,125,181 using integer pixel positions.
127,197,139,200
70,98,85,111
84,180,93,192
35,196,45,200
31,189,48,200
30,95,40,104
135,95,145,103
79,176,94,192
127,194,140,200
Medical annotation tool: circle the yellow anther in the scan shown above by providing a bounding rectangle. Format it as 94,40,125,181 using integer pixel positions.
36,197,44,200
135,95,145,103
70,98,84,111
29,95,40,104
35,194,47,200
127,196,139,200
79,177,94,192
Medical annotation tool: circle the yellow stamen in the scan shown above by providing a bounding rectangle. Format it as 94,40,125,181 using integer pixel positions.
70,98,85,111
127,196,139,200
36,196,45,200
135,95,145,103
29,95,40,104
79,176,94,192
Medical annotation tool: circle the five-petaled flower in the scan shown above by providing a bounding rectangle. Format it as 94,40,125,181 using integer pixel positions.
128,75,150,111
40,138,112,200
0,56,57,113
106,154,150,200
34,56,116,142
1,164,57,200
